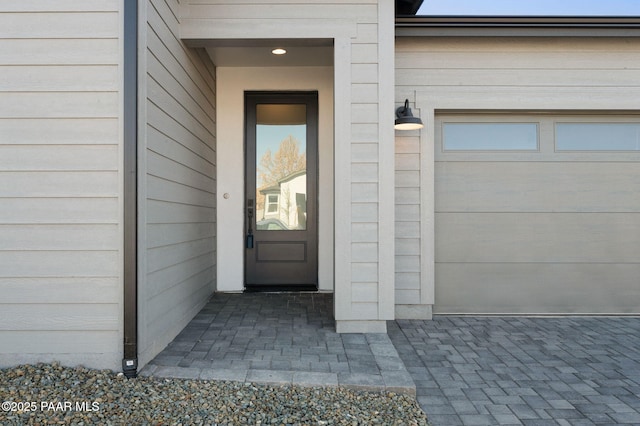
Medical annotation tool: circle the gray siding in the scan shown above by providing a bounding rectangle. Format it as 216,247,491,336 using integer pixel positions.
0,1,122,369
138,0,217,366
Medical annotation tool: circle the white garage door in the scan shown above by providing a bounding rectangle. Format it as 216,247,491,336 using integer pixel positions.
434,113,640,314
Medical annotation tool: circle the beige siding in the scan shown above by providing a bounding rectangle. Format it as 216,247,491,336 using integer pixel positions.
0,1,122,369
395,36,640,314
394,134,422,308
349,4,383,320
138,0,217,366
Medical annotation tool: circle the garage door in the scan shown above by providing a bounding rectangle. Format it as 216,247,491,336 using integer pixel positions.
434,113,640,314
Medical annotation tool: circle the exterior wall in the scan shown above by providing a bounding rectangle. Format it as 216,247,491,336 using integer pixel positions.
184,0,396,331
138,0,217,367
216,67,334,292
395,36,640,315
0,1,123,369
394,124,425,318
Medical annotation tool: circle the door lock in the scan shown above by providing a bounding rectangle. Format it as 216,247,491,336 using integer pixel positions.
246,199,254,249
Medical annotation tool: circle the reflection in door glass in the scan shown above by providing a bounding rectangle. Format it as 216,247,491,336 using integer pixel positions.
255,104,307,231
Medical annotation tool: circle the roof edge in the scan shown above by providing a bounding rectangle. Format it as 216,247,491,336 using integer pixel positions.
396,16,640,28
395,16,640,37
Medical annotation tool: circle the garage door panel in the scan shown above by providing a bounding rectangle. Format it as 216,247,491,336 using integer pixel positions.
435,162,640,213
435,263,640,314
433,113,640,314
436,212,640,263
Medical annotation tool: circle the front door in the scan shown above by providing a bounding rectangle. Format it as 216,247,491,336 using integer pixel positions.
245,91,318,289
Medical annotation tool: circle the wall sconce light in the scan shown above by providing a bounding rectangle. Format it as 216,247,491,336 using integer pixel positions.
395,99,424,130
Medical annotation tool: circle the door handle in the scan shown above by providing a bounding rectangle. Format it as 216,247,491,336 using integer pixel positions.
246,199,254,249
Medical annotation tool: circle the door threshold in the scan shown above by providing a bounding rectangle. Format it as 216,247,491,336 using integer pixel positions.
245,284,318,293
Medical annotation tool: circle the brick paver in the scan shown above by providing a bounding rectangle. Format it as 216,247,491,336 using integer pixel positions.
141,293,414,394
390,317,640,425
143,294,640,424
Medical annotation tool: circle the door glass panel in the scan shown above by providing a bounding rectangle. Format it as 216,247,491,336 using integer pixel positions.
255,104,307,230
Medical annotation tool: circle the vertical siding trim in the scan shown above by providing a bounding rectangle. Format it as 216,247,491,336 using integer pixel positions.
377,0,395,319
122,0,138,377
334,37,353,320
416,96,435,305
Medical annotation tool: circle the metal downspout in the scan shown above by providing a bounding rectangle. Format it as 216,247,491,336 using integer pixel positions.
122,0,138,378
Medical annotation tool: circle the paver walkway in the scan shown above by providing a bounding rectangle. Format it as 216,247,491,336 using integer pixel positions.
143,293,640,425
140,293,414,394
390,317,640,425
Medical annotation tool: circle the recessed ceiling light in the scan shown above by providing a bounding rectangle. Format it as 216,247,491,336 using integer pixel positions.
271,48,287,55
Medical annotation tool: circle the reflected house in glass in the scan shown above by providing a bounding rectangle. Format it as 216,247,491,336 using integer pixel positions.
1,0,640,375
259,170,307,230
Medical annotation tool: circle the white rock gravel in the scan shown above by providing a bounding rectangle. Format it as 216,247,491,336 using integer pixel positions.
1,363,429,425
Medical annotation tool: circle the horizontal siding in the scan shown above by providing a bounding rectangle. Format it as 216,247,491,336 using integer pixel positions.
1,1,118,12
0,119,119,145
0,278,119,304
0,251,118,278
139,0,217,366
0,172,118,197
397,69,640,87
147,223,216,248
147,152,215,194
184,4,377,22
0,93,118,118
0,198,118,224
395,51,640,70
396,37,640,94
187,0,376,3
2,305,119,331
0,225,118,250
0,145,118,170
0,1,122,369
146,254,215,300
0,39,119,64
350,5,380,311
0,12,119,38
0,331,120,353
0,66,118,91
394,132,421,305
182,1,378,20
396,36,640,314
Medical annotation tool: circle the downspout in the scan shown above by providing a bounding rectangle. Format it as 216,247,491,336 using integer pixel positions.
122,0,138,379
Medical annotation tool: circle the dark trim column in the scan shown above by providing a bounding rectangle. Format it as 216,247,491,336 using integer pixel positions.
122,0,138,378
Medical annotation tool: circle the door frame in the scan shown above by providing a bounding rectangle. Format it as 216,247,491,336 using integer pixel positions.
244,91,319,290
215,67,334,293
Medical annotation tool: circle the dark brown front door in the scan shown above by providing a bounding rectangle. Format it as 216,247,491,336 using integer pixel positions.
244,91,318,288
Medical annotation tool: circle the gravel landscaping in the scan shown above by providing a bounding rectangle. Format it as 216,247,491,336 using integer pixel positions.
1,363,429,425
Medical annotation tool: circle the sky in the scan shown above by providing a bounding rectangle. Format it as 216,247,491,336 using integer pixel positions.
417,0,640,16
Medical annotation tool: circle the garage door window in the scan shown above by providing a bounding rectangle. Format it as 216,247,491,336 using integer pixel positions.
443,123,538,151
556,123,640,151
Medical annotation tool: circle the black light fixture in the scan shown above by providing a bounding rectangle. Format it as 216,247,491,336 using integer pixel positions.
396,0,425,15
395,99,424,130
